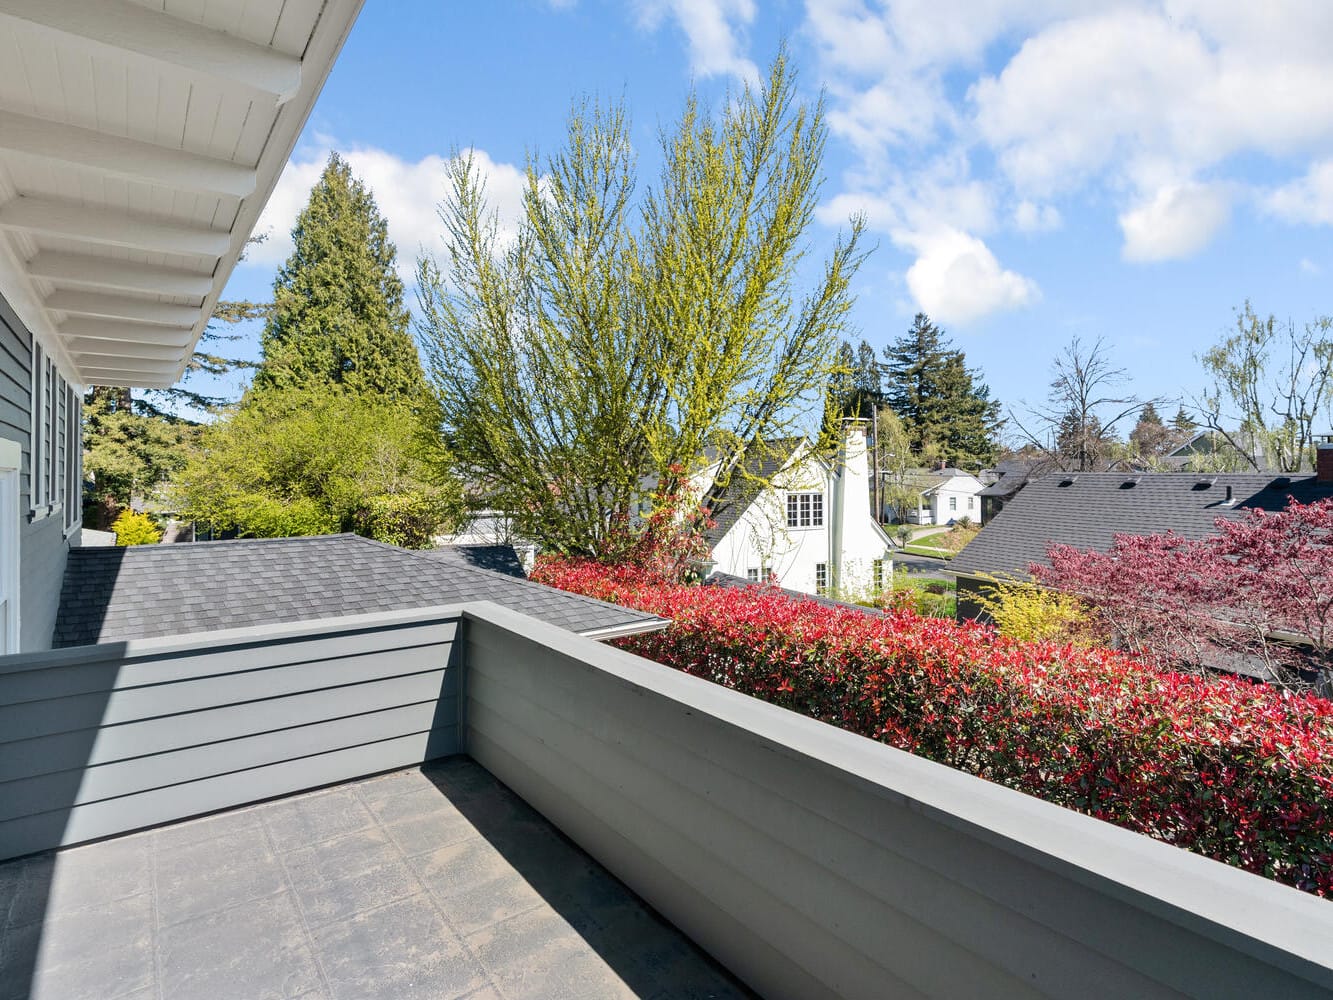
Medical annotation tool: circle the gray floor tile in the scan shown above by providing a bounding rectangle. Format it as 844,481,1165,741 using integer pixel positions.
353,767,434,809
26,891,155,1000
465,906,591,978
288,857,420,929
153,805,264,853
0,855,55,931
310,894,487,1000
382,807,478,857
435,872,547,936
45,834,151,914
280,826,402,884
409,837,515,899
495,950,639,1000
362,781,462,827
155,833,286,926
158,891,321,1000
261,788,376,853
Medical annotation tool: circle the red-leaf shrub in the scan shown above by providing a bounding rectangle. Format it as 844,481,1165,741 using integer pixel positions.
534,556,1333,895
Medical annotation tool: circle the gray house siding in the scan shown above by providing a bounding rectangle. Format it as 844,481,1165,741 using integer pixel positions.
0,610,463,860
1,292,75,651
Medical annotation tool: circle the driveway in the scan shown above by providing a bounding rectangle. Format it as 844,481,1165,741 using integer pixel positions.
890,550,951,578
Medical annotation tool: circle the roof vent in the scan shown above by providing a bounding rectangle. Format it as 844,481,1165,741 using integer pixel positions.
1057,476,1077,487
1192,477,1216,491
1119,477,1141,489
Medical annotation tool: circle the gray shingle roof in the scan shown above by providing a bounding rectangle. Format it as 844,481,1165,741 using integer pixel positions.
419,544,526,578
703,438,807,546
54,534,666,648
950,472,1333,580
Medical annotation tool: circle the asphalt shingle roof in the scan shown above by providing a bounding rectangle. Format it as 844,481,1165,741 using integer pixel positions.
54,534,667,648
418,543,526,578
703,438,807,546
950,472,1333,580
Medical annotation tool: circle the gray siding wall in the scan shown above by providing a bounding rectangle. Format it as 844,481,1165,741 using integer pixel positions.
462,604,1333,1000
0,291,72,652
0,608,464,860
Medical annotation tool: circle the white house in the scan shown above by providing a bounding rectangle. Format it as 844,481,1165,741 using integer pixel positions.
700,421,894,599
886,468,985,526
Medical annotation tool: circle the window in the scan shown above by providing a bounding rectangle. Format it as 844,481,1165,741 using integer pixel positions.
948,495,957,511
872,559,884,594
815,562,828,595
29,345,81,529
967,495,974,510
746,567,760,583
786,491,824,528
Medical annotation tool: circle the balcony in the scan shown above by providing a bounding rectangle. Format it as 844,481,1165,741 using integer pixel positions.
2,603,1332,999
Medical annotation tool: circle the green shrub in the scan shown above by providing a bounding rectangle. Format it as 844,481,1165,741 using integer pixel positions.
111,510,162,546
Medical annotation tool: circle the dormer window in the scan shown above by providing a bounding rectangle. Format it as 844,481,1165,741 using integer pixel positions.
786,492,824,528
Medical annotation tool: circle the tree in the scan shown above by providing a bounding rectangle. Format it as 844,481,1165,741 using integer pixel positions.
880,314,1001,469
1012,336,1143,471
1128,401,1172,464
253,152,424,400
1194,302,1333,473
82,386,194,528
416,51,866,557
175,389,460,546
111,510,162,546
1033,499,1333,691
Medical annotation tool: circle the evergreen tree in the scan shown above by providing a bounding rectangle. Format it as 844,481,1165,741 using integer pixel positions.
254,152,424,399
1129,401,1172,461
881,313,1000,468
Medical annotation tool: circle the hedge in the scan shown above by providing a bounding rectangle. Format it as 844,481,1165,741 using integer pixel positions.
533,557,1333,896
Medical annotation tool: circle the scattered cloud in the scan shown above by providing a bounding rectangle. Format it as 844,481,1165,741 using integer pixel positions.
246,145,528,284
635,0,758,83
1118,183,1231,262
805,0,1333,305
1013,200,1061,233
900,227,1039,325
1300,257,1321,275
1264,159,1333,226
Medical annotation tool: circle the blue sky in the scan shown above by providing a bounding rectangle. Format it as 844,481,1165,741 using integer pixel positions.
218,1,1333,439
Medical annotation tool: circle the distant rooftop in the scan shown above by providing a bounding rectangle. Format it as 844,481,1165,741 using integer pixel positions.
54,534,667,648
952,472,1333,580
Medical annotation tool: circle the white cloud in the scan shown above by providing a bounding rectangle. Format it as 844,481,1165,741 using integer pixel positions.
1013,200,1061,233
636,0,758,83
1265,160,1333,226
807,0,1333,269
900,227,1039,324
1300,257,1321,275
1118,183,1231,261
246,145,528,284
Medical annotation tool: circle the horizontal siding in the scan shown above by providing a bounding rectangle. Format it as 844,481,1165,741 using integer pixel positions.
0,614,463,860
462,611,1333,1000
0,290,31,506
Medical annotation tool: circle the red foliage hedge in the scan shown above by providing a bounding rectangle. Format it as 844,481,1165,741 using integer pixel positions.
533,557,1333,895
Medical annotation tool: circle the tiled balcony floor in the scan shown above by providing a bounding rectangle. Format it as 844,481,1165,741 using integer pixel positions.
0,758,754,1000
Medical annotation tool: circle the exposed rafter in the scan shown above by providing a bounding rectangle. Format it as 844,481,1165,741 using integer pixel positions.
46,290,201,328
65,337,184,363
26,253,213,299
72,354,180,375
58,318,195,348
0,109,256,198
0,0,302,106
0,197,230,259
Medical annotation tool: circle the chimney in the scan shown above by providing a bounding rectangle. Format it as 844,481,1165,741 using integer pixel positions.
1318,436,1333,484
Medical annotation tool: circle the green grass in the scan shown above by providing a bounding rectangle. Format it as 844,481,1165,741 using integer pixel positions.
891,573,957,618
901,543,954,559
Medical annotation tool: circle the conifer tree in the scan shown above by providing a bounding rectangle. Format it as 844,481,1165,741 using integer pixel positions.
254,153,424,399
881,313,1000,468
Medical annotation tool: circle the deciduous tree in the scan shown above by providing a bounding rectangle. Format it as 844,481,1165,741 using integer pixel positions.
417,52,865,556
1194,301,1333,473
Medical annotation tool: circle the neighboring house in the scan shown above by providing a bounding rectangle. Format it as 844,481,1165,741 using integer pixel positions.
950,464,1333,621
1165,429,1279,472
701,421,894,598
975,457,1048,523
885,467,984,525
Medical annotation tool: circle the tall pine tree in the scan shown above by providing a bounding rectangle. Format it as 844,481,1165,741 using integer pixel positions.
881,313,1000,468
254,153,424,399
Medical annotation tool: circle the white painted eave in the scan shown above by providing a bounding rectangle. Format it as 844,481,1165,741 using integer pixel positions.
0,0,366,389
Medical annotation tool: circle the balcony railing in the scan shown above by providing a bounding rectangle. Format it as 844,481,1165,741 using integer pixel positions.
2,602,1331,998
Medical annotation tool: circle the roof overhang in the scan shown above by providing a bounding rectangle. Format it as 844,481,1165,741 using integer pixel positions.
0,0,364,388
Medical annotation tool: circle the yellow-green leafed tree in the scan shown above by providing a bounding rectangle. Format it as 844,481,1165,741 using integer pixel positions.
416,49,866,558
111,510,162,547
